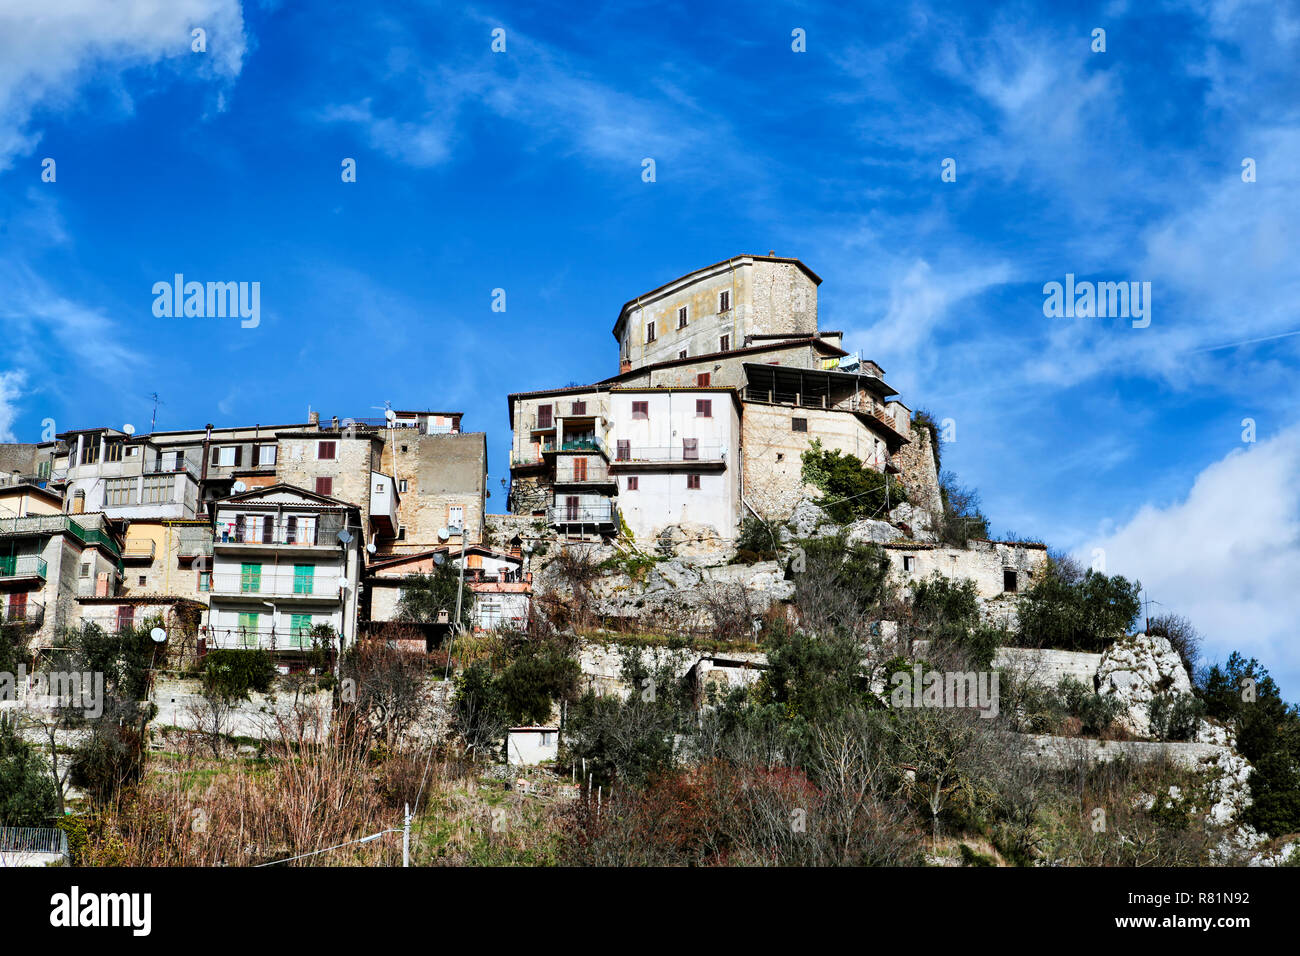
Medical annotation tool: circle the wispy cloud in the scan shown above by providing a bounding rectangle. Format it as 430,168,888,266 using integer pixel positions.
0,370,27,442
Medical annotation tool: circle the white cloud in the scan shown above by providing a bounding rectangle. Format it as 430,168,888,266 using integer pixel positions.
0,369,27,441
0,0,247,168
1082,424,1300,693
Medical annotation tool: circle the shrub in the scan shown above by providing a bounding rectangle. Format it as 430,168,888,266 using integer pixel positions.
800,439,907,523
201,649,276,701
0,717,58,826
1015,569,1142,652
1148,693,1205,742
733,516,778,562
936,471,990,546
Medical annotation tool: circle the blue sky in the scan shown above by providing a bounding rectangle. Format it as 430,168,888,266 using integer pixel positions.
1,0,1298,694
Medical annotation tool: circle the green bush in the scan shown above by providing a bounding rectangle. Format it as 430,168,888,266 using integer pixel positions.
201,649,276,701
1147,693,1205,742
1015,569,1142,652
1057,677,1125,736
733,516,779,562
800,439,907,524
0,718,57,827
909,575,1000,668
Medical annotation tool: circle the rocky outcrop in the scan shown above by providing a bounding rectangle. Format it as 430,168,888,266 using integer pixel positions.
1096,633,1194,737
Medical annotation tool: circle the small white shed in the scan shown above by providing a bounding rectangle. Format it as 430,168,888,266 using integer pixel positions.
506,726,559,766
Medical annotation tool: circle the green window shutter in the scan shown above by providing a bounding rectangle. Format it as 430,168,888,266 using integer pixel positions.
293,564,314,595
238,611,260,648
240,562,261,593
290,613,312,648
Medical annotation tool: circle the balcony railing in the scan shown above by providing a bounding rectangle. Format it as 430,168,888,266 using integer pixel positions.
0,515,122,559
122,540,156,561
215,521,339,548
0,555,48,580
548,503,617,526
209,570,343,599
1,602,45,627
612,442,725,462
143,459,198,479
204,625,326,651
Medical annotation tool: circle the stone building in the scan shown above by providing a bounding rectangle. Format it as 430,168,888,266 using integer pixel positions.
507,254,939,541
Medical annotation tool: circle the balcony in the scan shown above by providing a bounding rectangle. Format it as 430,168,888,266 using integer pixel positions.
214,520,342,552
1,602,45,627
121,540,156,562
553,458,614,487
609,442,727,467
203,624,327,652
0,555,48,582
209,569,344,601
0,515,122,559
548,502,618,528
143,459,198,479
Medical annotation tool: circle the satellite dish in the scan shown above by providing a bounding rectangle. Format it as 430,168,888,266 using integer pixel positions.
366,543,376,554
433,553,445,566
123,424,136,436
150,627,167,644
437,527,449,542
338,577,350,590
337,529,353,544
232,481,247,492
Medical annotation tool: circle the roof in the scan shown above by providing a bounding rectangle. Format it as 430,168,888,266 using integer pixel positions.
613,254,823,337
214,482,359,511
0,483,63,506
367,543,523,574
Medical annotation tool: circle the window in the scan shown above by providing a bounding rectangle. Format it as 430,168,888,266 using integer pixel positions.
142,474,173,504
631,401,648,420
679,350,688,360
80,562,90,578
677,306,688,329
290,613,312,649
686,474,701,490
683,438,699,460
116,605,134,632
293,564,314,595
696,399,712,417
571,401,586,415
9,593,27,619
80,441,100,465
448,505,465,531
315,477,333,497
105,477,135,508
616,440,630,460
903,556,916,572
646,321,656,343
106,443,123,463
1003,569,1018,593
626,476,638,490
565,496,580,521
792,417,808,432
396,526,406,541
719,290,730,312
697,373,711,386
286,516,298,544
240,562,261,593
262,515,274,544
235,514,246,541
238,611,260,648
258,445,277,466
37,460,51,479
573,457,588,482
317,441,336,460
125,447,139,458
198,570,211,592
720,334,730,352
212,446,239,467
537,404,553,429
398,479,408,493
137,575,146,586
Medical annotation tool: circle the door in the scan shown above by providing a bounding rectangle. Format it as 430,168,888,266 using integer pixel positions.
240,562,261,593
8,592,27,623
238,611,260,648
565,496,580,521
290,613,312,649
293,564,314,595
573,457,588,482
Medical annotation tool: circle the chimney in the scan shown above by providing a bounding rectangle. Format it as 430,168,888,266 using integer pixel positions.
308,410,320,426
768,250,775,256
620,359,632,374
331,415,339,431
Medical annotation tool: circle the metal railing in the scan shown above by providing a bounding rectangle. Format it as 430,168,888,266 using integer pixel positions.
548,503,618,525
1,602,45,626
612,442,725,462
0,827,69,862
209,569,343,599
205,625,330,651
215,520,340,547
0,555,48,580
143,459,198,478
0,515,122,558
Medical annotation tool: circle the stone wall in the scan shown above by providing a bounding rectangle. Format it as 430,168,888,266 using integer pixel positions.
276,432,380,510
993,647,1103,688
151,675,333,740
389,431,487,550
892,418,943,517
884,539,1048,600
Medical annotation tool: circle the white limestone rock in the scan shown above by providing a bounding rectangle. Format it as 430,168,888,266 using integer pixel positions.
846,518,903,546
1096,633,1194,737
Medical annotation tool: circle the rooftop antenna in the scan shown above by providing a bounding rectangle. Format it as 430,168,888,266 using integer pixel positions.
147,392,165,433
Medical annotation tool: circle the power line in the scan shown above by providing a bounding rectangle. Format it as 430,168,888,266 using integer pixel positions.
253,827,399,867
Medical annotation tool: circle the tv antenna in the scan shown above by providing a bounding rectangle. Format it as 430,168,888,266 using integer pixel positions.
147,392,165,433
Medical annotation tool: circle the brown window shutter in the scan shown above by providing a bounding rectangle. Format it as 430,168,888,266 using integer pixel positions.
316,477,333,496
697,373,710,387
617,440,630,460
211,447,219,465
233,446,242,467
